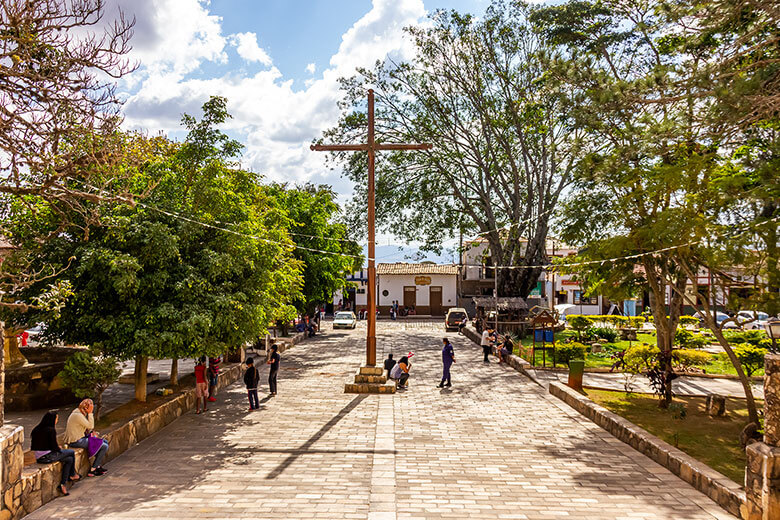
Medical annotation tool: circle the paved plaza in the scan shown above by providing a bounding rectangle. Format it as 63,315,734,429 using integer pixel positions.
26,320,736,520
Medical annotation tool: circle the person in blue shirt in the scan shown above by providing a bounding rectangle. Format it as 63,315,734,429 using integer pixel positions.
437,337,455,388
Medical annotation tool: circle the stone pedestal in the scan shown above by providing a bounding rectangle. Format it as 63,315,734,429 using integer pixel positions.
344,366,396,394
745,354,780,519
705,394,726,417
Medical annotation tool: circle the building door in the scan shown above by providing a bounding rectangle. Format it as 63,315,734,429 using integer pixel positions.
403,286,416,309
430,286,443,315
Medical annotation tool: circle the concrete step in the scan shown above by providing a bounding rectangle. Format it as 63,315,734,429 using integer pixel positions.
344,381,396,394
359,366,384,376
355,374,387,384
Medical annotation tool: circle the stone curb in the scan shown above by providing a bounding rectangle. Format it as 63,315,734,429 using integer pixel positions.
549,381,747,519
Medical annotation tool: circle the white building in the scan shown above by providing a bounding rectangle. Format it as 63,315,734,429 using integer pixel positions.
377,263,458,316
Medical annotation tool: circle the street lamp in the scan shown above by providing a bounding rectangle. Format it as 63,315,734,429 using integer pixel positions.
766,318,780,352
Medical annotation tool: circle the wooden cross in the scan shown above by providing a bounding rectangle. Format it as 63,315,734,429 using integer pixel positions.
311,89,432,366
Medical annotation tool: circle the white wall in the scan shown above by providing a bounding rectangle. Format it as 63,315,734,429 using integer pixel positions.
377,274,457,308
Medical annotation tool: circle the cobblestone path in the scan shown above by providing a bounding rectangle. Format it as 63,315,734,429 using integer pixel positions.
27,320,736,519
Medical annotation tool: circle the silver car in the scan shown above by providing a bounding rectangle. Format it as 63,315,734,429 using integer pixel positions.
333,311,357,329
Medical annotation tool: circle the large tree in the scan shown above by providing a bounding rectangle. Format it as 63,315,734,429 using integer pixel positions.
265,183,362,315
7,98,303,401
320,0,581,297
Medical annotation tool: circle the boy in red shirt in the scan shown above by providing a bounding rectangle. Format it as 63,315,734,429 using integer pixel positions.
194,356,208,414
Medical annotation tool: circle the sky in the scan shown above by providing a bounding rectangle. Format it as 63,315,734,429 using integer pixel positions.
107,0,529,262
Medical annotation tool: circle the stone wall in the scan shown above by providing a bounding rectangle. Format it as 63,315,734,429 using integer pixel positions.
549,381,746,519
744,353,780,520
0,362,243,519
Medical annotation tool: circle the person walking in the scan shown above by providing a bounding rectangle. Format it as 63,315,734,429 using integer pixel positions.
207,356,220,402
437,337,455,388
194,356,208,414
244,357,260,411
267,344,280,396
480,326,494,363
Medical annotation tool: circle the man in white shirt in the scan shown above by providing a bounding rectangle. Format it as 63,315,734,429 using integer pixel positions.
480,327,495,363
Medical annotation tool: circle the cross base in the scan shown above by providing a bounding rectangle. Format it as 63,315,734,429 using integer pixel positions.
344,365,396,394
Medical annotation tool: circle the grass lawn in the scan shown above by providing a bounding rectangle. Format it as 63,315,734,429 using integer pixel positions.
585,388,758,484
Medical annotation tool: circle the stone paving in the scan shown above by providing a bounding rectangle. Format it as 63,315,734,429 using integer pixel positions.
26,320,736,520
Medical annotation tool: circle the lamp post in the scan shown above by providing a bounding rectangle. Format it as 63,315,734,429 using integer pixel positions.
766,319,780,353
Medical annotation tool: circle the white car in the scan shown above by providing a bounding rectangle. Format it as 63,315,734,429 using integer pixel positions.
736,311,770,330
333,311,357,329
692,311,739,328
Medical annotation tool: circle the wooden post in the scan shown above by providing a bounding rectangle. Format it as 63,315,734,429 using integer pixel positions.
311,89,432,373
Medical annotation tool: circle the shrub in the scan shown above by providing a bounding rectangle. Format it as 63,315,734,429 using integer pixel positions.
734,343,768,377
628,316,645,329
725,329,768,346
673,349,711,370
679,316,699,326
624,343,660,370
588,326,619,343
59,350,122,420
555,342,587,367
675,329,710,349
567,315,593,337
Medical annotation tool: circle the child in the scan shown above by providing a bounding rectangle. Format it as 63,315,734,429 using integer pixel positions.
194,356,208,414
244,357,260,411
207,356,220,402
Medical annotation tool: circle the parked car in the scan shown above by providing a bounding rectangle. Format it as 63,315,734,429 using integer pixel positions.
333,311,357,329
693,311,739,328
736,311,770,330
445,308,469,331
23,323,46,345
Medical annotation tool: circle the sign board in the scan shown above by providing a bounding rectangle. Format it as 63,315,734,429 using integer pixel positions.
561,280,580,286
415,276,432,286
529,281,542,297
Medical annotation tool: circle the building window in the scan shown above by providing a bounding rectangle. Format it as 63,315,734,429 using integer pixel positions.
573,290,596,305
357,288,366,294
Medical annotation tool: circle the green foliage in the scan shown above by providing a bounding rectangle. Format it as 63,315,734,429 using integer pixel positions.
734,343,768,377
603,315,629,328
10,98,303,361
588,326,618,343
555,342,588,367
265,183,362,313
679,316,699,326
59,351,121,420
673,349,712,370
628,316,646,329
567,315,594,334
624,343,660,371
725,330,769,347
675,329,710,349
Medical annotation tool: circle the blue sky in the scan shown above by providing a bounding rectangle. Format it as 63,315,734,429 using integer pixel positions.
109,0,523,261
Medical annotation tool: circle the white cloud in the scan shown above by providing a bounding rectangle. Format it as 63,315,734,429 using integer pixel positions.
121,0,427,191
306,63,316,74
230,32,273,66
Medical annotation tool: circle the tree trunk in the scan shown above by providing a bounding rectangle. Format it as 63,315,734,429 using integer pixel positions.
710,325,760,425
0,321,5,427
170,359,178,386
94,389,104,422
134,355,148,402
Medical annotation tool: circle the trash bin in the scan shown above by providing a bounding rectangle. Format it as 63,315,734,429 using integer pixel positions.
568,359,585,391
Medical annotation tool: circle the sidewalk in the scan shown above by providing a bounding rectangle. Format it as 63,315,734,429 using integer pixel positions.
6,357,194,447
526,368,763,397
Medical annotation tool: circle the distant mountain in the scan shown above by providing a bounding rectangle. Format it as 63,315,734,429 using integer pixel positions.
362,244,455,265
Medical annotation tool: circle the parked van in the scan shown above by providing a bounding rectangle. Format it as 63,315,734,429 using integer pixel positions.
445,308,469,331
